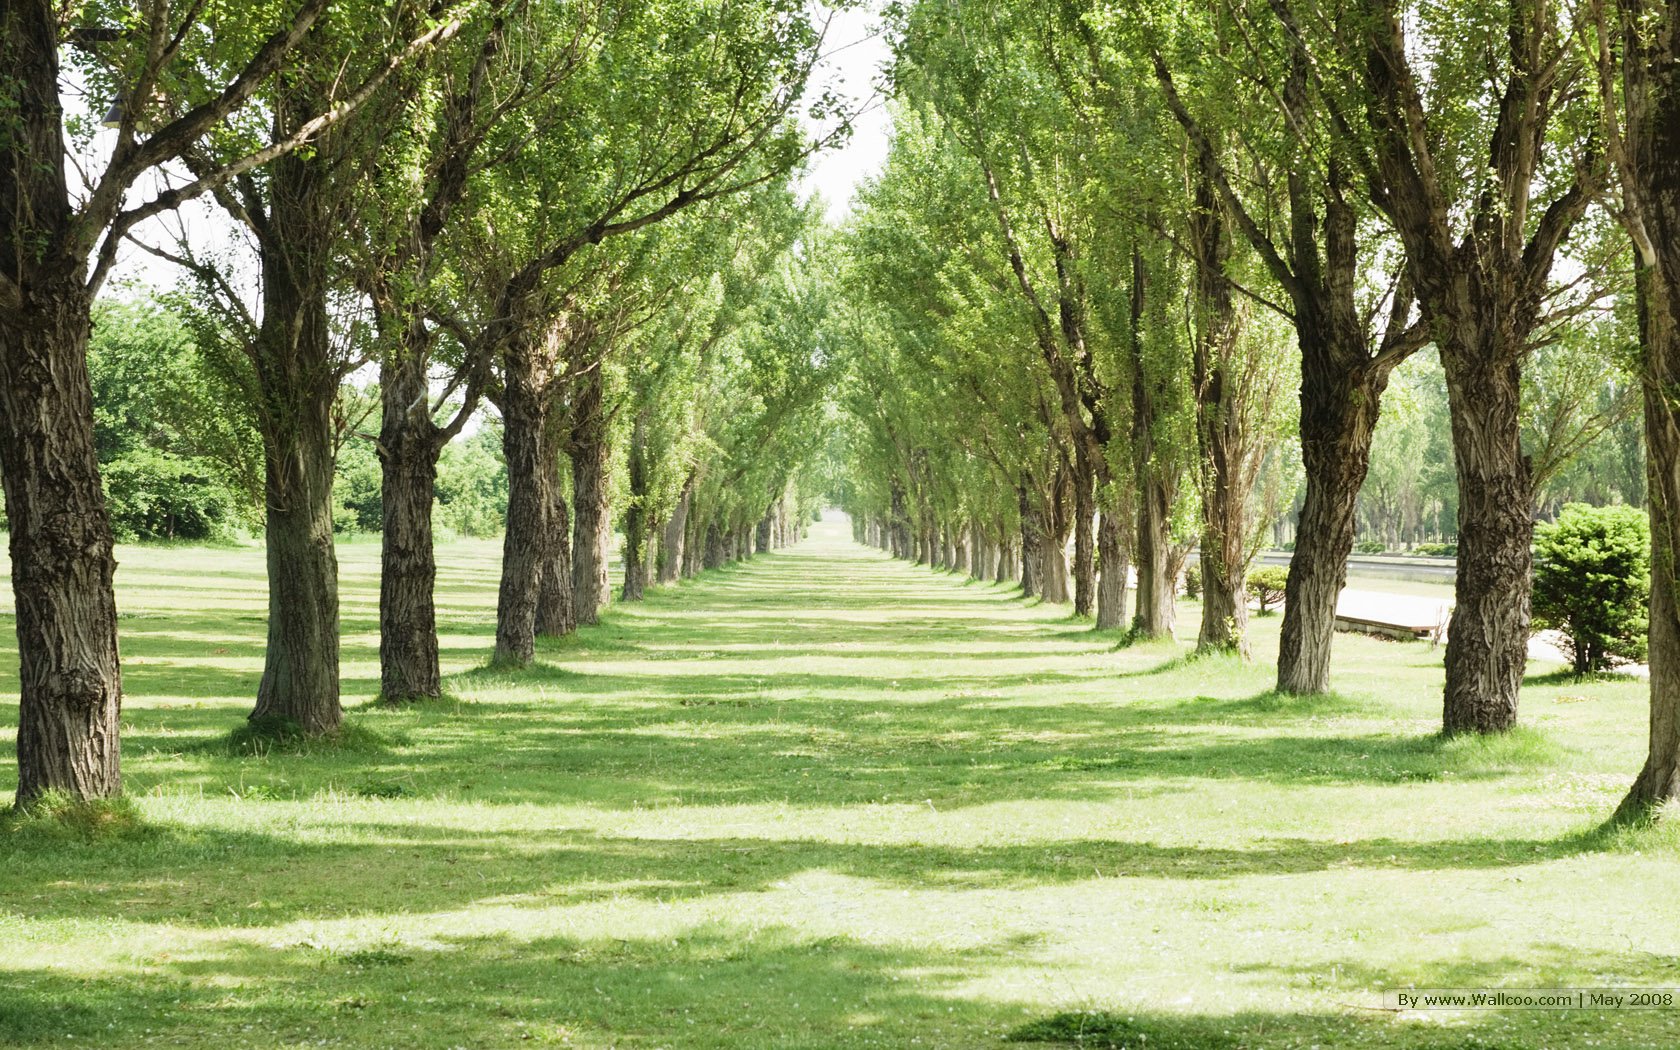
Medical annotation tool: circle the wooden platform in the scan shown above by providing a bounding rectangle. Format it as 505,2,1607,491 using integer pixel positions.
1331,589,1451,643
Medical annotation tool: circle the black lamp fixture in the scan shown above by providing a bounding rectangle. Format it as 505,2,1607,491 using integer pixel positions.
100,92,125,129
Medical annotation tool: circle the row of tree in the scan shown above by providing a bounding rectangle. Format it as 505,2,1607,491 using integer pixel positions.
1,0,838,806
831,0,1680,820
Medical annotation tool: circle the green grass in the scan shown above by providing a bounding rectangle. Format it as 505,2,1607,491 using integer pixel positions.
1,519,1677,1048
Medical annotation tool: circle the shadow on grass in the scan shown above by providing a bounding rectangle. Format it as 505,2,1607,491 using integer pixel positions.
4,927,1676,1049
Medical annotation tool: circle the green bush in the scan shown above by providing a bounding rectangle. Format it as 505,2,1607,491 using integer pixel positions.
1533,503,1649,675
1246,566,1290,614
1414,541,1458,557
1354,539,1387,554
1182,562,1202,598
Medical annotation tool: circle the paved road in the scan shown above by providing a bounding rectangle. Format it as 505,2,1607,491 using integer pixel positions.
1252,550,1457,582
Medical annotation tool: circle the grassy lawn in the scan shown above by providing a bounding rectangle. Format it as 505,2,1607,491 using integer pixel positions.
2,517,1678,1049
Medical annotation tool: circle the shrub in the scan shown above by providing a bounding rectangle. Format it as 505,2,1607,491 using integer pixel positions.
1246,566,1289,613
1354,539,1387,554
1182,562,1202,598
1414,541,1458,557
1532,503,1649,675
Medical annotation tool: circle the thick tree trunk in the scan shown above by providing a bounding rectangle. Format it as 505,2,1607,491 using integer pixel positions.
1073,447,1096,616
1041,520,1068,601
570,371,611,626
1133,472,1176,638
1277,363,1386,693
704,522,724,569
1097,506,1129,630
534,429,573,638
1197,528,1248,656
1624,277,1680,811
0,287,124,802
252,408,340,732
659,479,692,583
1619,93,1680,816
621,412,650,602
1439,345,1530,734
494,343,552,666
378,349,445,702
0,0,124,803
1019,487,1042,597
249,151,342,734
1187,175,1253,657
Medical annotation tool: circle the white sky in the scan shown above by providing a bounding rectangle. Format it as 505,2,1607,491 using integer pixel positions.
798,2,893,223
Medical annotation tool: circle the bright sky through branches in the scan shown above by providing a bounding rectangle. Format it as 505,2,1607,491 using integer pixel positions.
799,2,892,223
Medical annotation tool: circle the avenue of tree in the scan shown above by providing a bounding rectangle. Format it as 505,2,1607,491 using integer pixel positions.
2,0,1678,827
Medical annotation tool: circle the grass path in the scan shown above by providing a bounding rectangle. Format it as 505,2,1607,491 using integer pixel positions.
2,516,1679,1048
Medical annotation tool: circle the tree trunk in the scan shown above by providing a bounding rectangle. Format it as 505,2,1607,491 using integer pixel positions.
1187,177,1252,657
1197,530,1248,655
1277,363,1386,693
534,420,573,638
1019,486,1042,597
248,149,342,734
1073,447,1095,616
0,285,124,802
1439,344,1530,734
621,412,650,602
377,347,445,702
1619,90,1680,817
570,370,611,626
660,478,692,584
1097,506,1129,630
1133,471,1176,638
1040,528,1070,603
0,0,123,803
1624,276,1680,811
494,339,553,666
704,521,724,569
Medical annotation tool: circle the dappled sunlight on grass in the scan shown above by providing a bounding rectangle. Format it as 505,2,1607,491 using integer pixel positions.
1,520,1677,1047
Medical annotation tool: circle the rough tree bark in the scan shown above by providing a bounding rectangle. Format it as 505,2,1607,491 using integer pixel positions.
621,411,651,601
704,522,725,569
1073,445,1096,616
534,409,573,638
1610,0,1680,817
493,331,555,666
1356,0,1594,732
1019,486,1042,597
248,147,342,736
659,477,693,583
570,368,611,626
1188,176,1251,657
377,346,446,701
1097,504,1130,631
0,290,124,801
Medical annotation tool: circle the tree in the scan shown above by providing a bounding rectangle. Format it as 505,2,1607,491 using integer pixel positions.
1139,0,1427,688
1343,0,1602,734
1587,0,1680,817
169,2,475,735
0,0,407,803
1532,504,1650,675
